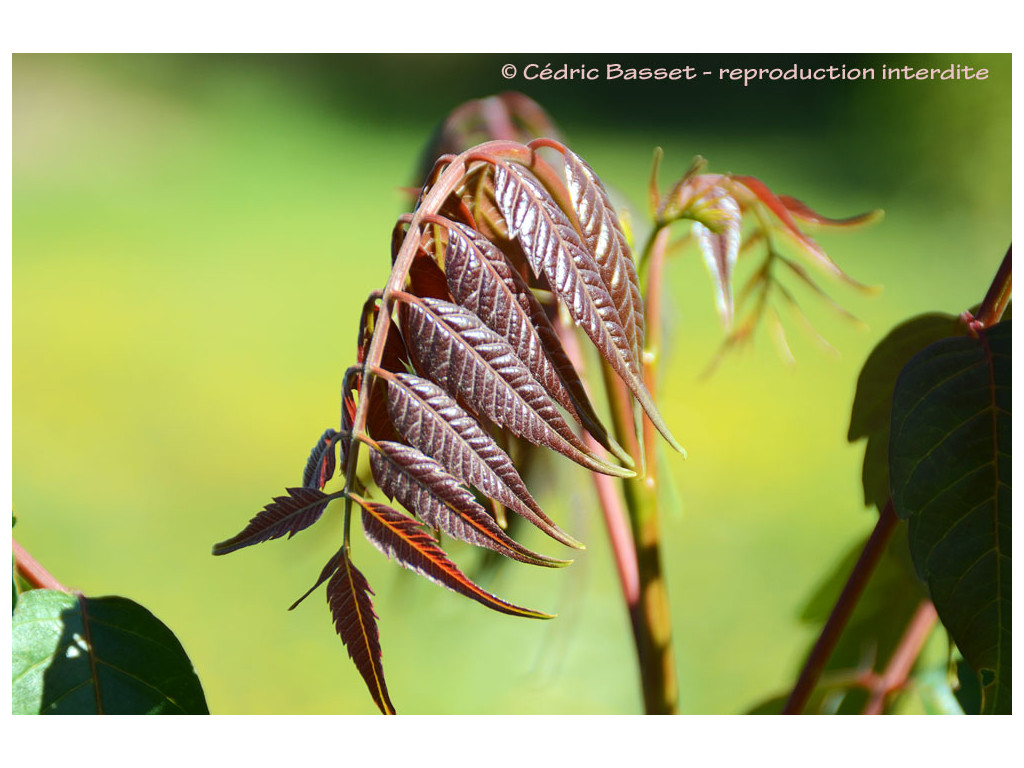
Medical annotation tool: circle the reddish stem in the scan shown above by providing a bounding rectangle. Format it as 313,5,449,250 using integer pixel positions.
975,245,1012,328
558,323,641,606
562,321,675,713
588,220,678,715
862,600,939,714
590,455,641,606
782,500,900,714
12,538,69,592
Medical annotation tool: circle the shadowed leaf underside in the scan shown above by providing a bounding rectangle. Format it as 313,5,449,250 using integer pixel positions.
355,495,553,619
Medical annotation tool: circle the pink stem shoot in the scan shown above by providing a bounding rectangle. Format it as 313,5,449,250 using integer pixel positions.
862,600,939,714
12,538,69,593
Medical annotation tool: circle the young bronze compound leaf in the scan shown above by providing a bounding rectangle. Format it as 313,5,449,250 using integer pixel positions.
440,219,631,466
397,292,633,478
354,494,554,620
321,549,395,716
563,147,646,365
213,135,684,714
379,369,582,548
493,159,682,453
367,437,569,568
212,487,337,556
303,428,340,490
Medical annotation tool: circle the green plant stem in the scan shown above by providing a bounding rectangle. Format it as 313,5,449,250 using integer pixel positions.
560,311,675,714
597,223,679,715
12,539,69,592
782,499,900,714
623,475,678,714
861,599,938,714
598,362,677,715
633,225,678,715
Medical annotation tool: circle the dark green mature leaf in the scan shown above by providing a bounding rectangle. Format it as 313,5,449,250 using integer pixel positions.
12,589,208,714
889,321,1011,714
953,657,983,715
848,313,963,511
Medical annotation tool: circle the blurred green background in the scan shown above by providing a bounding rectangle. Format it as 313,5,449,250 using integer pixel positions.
12,53,1011,714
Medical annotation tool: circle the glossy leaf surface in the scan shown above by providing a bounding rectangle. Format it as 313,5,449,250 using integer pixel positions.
384,370,580,548
494,161,681,452
356,496,553,619
564,147,645,362
213,487,336,555
368,439,566,567
303,428,339,490
444,222,581,421
399,295,630,477
691,189,742,329
217,135,687,715
12,589,208,714
442,221,624,462
323,552,395,715
889,321,1011,714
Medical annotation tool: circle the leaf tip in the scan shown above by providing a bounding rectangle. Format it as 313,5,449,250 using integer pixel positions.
610,464,638,479
211,540,235,557
660,427,687,457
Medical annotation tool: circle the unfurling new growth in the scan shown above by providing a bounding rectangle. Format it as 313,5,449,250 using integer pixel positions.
213,92,879,714
214,137,681,713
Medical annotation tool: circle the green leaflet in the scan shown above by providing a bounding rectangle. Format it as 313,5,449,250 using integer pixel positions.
848,312,962,512
12,589,208,715
889,321,1011,714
